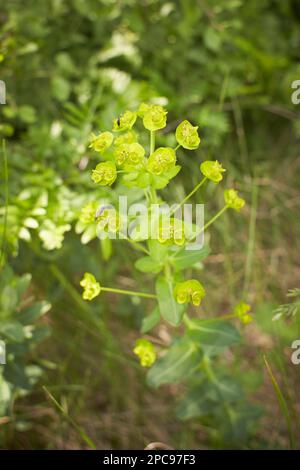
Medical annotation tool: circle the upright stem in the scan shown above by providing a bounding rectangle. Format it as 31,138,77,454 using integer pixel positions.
150,130,155,155
0,140,8,269
243,180,258,296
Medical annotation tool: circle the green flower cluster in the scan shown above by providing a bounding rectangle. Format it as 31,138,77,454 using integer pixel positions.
115,142,145,168
80,272,101,301
157,217,185,246
234,301,253,324
79,201,98,224
147,147,176,175
224,189,245,211
113,110,137,132
91,162,117,186
89,131,113,153
174,279,206,306
87,104,202,190
176,120,200,150
133,339,156,367
200,160,226,183
138,103,167,131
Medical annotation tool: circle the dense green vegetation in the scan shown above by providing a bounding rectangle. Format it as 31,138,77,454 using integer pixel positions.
0,0,300,449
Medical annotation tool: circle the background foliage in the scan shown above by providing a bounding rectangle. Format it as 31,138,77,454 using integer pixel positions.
0,0,300,449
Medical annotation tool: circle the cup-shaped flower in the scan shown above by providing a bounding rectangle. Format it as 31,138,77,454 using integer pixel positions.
174,279,206,306
234,301,253,324
113,110,137,132
200,160,226,183
114,142,145,168
80,272,101,301
91,161,117,186
142,104,167,131
89,131,113,152
114,130,137,147
158,216,185,246
133,339,156,367
224,189,245,211
175,120,200,150
147,147,176,175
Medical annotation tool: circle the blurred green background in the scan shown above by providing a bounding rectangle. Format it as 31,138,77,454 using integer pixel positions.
0,0,300,449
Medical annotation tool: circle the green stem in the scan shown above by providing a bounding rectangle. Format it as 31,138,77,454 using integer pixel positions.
101,286,157,299
170,177,207,217
150,130,155,155
172,205,228,258
0,140,8,269
201,205,228,235
263,355,295,449
243,180,258,296
121,234,150,256
175,144,181,151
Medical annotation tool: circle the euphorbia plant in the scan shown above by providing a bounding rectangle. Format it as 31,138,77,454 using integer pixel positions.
78,103,261,446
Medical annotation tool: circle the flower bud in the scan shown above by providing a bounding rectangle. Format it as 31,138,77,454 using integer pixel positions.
175,120,200,150
200,160,226,183
142,104,167,131
80,272,101,301
147,147,176,175
91,162,117,186
89,131,113,152
174,279,206,306
113,110,137,132
224,189,245,211
114,142,145,168
133,339,156,367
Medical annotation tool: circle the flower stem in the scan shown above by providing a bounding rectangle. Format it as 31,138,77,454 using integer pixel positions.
170,177,207,216
172,205,229,258
200,205,228,236
101,286,157,299
175,144,181,151
150,130,155,155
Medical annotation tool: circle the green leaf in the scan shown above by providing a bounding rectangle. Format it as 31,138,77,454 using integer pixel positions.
155,276,185,326
147,338,202,388
148,240,169,263
14,273,32,298
135,256,163,274
4,361,31,390
177,376,242,421
1,285,18,314
17,301,51,325
177,381,216,420
0,322,25,343
186,319,241,356
141,307,160,333
171,245,210,270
